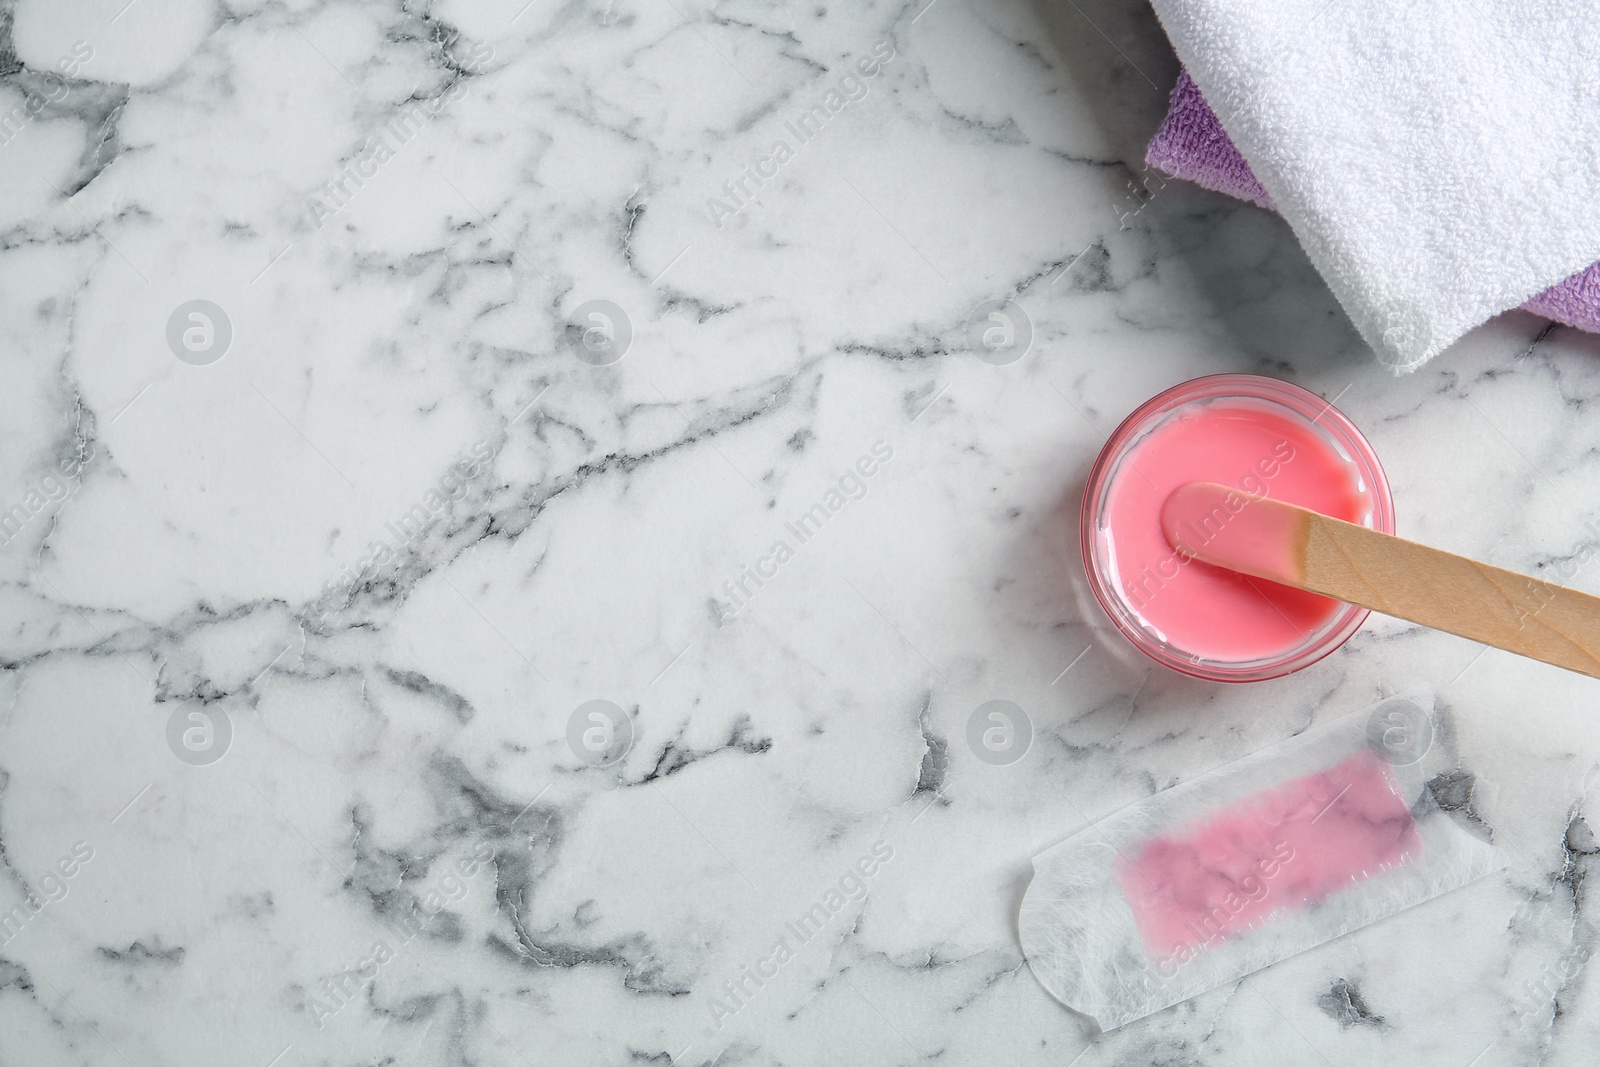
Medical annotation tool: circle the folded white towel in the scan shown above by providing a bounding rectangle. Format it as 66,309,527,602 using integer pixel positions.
1148,0,1600,369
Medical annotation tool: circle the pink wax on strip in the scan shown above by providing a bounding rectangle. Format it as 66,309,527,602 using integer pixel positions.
1114,749,1421,962
1102,401,1372,661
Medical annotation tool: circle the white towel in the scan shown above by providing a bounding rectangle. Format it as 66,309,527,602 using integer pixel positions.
1147,0,1600,370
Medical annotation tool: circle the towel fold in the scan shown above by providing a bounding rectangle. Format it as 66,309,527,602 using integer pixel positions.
1147,0,1600,369
1148,71,1600,338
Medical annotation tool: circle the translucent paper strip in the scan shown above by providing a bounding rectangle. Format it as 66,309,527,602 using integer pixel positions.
1019,690,1503,1029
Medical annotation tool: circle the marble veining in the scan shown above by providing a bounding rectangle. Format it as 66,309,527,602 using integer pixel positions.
1,0,1598,1064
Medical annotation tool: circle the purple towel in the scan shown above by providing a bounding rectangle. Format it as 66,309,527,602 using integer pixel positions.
1147,70,1600,335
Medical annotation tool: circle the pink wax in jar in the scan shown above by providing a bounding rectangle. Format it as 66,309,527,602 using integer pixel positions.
1081,375,1394,682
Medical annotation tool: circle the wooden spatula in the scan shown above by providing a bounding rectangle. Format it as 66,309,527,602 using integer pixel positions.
1161,481,1600,679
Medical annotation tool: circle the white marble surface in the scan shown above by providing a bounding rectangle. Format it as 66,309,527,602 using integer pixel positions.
2,1,1598,1064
